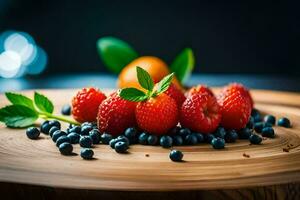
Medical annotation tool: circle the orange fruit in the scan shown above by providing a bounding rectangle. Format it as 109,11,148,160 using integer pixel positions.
117,56,182,90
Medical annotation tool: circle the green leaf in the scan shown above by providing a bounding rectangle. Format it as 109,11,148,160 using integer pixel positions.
136,66,154,91
0,105,38,128
119,88,148,102
5,92,35,110
97,37,139,73
34,92,54,114
156,73,174,94
170,48,195,83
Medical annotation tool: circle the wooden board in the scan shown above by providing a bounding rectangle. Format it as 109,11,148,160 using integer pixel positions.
0,89,300,192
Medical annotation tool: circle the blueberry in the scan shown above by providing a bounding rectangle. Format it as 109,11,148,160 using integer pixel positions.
69,125,81,134
251,109,262,122
184,134,198,145
80,125,93,135
264,115,276,125
89,129,101,144
194,133,204,143
61,104,71,115
277,117,291,128
246,116,254,129
169,126,181,135
79,136,93,148
100,133,113,144
67,132,80,144
26,127,40,139
49,120,61,129
172,135,183,146
211,138,225,149
254,122,264,133
169,150,183,162
178,128,191,137
40,121,51,134
225,130,238,143
261,127,275,138
147,135,158,145
238,128,252,139
249,134,262,144
109,139,117,149
49,126,59,137
204,134,215,143
138,132,149,145
59,142,73,155
52,130,67,142
115,141,128,153
80,148,94,159
115,135,130,146
213,127,226,139
160,136,173,148
56,135,71,147
81,122,93,127
124,127,137,139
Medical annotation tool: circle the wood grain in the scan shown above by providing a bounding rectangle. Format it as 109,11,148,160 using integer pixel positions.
0,89,300,192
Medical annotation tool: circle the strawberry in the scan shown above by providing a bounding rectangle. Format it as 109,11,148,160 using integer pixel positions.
186,85,214,97
119,67,179,135
164,83,186,106
97,92,137,136
72,87,106,123
217,87,252,130
180,93,221,134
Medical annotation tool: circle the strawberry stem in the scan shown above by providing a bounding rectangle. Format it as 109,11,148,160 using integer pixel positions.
38,112,80,125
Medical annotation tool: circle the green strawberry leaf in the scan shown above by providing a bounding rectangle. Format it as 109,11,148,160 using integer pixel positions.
136,66,154,91
119,88,148,102
34,92,54,114
97,37,139,73
156,73,174,94
5,92,35,110
170,48,195,83
0,105,38,128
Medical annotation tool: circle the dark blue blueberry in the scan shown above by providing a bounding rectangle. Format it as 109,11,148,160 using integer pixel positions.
204,134,215,143
277,117,291,128
40,120,51,134
194,133,204,143
49,120,61,129
100,133,113,144
115,135,130,146
49,126,59,137
251,109,262,122
67,132,80,144
81,122,93,127
178,128,191,137
89,129,101,144
169,150,183,162
238,128,252,139
160,136,173,148
169,126,181,135
264,115,276,125
225,130,238,143
114,141,128,153
26,127,40,139
69,123,75,128
172,135,183,146
138,132,149,145
261,127,275,138
147,135,158,145
52,130,67,142
264,122,273,128
61,104,71,115
58,142,73,155
184,134,198,145
80,148,94,159
246,116,254,129
80,125,93,135
213,127,226,139
254,122,264,133
109,139,117,149
249,134,262,144
69,125,81,134
56,135,71,147
211,138,225,149
79,136,93,148
124,127,137,139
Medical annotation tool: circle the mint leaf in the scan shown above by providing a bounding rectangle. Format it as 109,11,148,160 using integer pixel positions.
119,88,148,102
136,66,154,91
170,48,195,83
0,105,38,128
156,73,174,94
5,92,35,110
34,92,54,114
97,37,138,73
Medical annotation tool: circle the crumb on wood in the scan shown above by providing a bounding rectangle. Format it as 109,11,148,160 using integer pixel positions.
145,154,150,157
283,148,289,152
243,153,250,158
262,137,267,140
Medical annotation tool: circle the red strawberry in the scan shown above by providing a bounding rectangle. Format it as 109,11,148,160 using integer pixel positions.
186,85,214,97
180,93,221,134
164,83,186,106
217,88,251,130
135,93,178,135
97,92,137,136
72,87,106,123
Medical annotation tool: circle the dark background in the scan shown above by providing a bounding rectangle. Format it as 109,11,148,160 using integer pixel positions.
0,0,299,76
